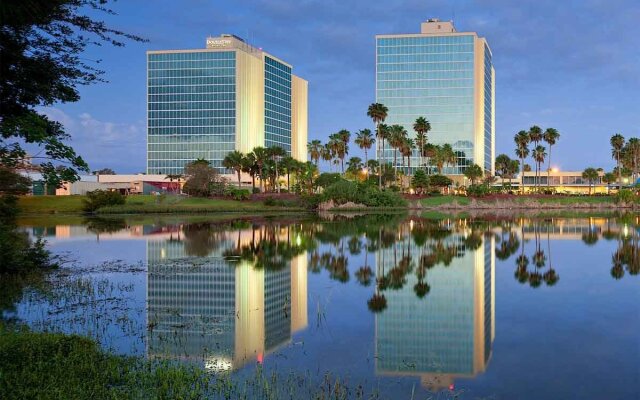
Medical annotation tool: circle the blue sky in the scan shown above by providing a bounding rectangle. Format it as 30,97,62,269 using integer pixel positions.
44,0,640,173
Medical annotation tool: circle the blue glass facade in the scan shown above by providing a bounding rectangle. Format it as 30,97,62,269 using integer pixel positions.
376,33,494,175
264,56,292,152
483,44,493,172
148,51,236,174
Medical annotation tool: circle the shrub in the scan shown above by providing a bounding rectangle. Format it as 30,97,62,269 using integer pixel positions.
321,180,406,207
315,173,343,189
411,170,430,194
264,197,276,206
225,188,250,201
82,190,125,212
429,174,452,189
252,187,261,194
466,184,491,197
616,189,639,205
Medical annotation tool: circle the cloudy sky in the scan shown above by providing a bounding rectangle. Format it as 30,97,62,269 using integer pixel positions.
45,0,640,173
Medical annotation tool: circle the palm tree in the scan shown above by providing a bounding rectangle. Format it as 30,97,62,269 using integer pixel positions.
222,150,245,187
268,146,286,193
429,144,456,174
400,138,415,182
543,128,560,188
623,137,639,183
355,129,375,165
328,133,347,174
495,154,511,187
307,140,322,167
582,167,599,195
346,156,363,176
251,146,269,192
610,134,625,190
514,130,531,194
388,124,406,180
413,117,431,169
464,163,483,185
241,153,258,191
508,159,520,189
321,144,333,172
603,172,616,194
532,145,547,192
280,156,298,191
337,129,351,173
528,126,543,187
367,103,388,188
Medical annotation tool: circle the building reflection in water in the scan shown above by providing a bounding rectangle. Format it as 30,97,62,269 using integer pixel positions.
374,220,495,391
145,224,308,371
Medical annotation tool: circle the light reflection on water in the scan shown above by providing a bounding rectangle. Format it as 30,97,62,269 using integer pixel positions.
10,214,640,399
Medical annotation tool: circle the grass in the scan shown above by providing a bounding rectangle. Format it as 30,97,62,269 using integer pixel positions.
17,195,306,215
0,325,390,400
419,195,471,207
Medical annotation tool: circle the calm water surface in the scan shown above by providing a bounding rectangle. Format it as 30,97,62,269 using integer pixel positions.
7,214,640,399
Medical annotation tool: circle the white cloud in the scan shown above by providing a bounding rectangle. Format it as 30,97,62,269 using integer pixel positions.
41,107,146,173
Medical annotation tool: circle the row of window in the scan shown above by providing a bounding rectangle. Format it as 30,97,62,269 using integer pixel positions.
377,69,474,80
377,87,474,97
380,96,474,107
148,67,235,78
378,61,473,72
377,35,474,46
149,51,235,61
377,79,473,89
265,56,292,74
148,101,235,111
148,85,236,94
377,44,474,54
149,93,236,102
148,127,235,136
148,141,236,151
148,110,235,119
523,176,604,185
265,87,291,103
149,118,235,127
378,53,474,64
148,76,235,86
148,59,236,69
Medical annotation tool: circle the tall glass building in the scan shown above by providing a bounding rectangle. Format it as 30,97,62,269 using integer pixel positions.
376,20,495,175
147,35,308,175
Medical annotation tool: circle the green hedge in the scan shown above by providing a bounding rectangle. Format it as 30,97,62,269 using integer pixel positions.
321,180,407,207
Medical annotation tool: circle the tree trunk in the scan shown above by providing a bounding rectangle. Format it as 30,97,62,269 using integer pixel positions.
237,170,241,187
547,146,552,188
377,124,382,189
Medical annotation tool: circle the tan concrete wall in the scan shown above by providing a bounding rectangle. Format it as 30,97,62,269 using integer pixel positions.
291,75,309,162
235,51,265,154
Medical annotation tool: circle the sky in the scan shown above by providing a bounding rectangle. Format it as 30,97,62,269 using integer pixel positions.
43,0,640,174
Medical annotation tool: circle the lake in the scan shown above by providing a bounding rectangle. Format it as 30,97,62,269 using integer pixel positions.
6,213,639,399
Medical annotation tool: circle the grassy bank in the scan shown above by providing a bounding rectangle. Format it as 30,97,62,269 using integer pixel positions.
417,194,625,209
0,326,387,400
17,195,306,215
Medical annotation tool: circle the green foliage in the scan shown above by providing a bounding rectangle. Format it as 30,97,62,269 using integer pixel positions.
411,169,430,194
0,1,145,186
321,180,406,207
466,184,491,197
429,174,453,188
616,189,639,204
0,167,31,195
223,187,250,201
82,190,125,212
463,163,484,185
315,173,342,189
1,195,55,273
183,160,226,197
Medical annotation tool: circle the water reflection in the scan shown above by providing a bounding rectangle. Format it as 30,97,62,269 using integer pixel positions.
17,213,639,397
146,223,309,371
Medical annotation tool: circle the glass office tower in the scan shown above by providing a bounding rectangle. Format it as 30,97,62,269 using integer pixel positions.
147,35,307,175
376,20,495,175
